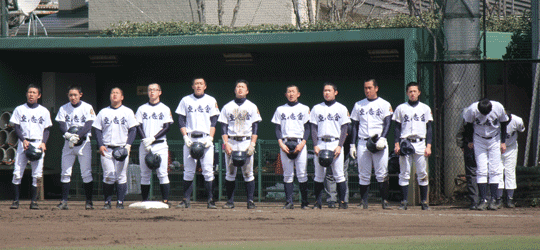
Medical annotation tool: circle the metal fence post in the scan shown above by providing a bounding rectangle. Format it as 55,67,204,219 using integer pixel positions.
257,141,262,202
218,140,223,201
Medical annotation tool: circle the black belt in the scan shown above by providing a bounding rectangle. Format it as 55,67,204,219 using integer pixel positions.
25,138,38,142
475,133,498,140
359,137,369,141
106,145,121,149
190,133,207,138
319,137,339,142
152,140,164,145
283,138,302,143
407,138,424,143
230,136,251,141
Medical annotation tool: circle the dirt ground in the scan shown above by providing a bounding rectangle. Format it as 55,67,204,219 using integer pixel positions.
1,200,540,249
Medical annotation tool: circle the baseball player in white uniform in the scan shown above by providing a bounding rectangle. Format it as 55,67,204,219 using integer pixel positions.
350,79,393,209
218,79,261,209
176,78,220,209
271,85,310,209
9,84,52,210
93,87,138,209
310,82,351,209
463,98,509,210
393,82,433,211
136,83,173,206
496,112,524,208
55,85,96,210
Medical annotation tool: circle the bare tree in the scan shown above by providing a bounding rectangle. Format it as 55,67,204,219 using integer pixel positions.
230,0,241,27
218,0,224,26
196,0,206,23
306,0,314,23
292,0,302,28
315,0,320,21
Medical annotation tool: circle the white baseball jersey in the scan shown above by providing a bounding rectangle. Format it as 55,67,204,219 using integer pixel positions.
271,103,310,138
136,102,174,140
176,94,220,134
10,103,52,140
463,101,509,138
505,114,525,147
310,102,351,138
55,101,96,137
392,102,433,139
350,97,393,138
218,100,262,136
93,105,138,146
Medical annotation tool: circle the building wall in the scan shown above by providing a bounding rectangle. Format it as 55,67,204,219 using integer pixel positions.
89,0,295,31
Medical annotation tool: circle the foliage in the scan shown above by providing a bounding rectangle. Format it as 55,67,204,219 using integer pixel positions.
501,12,532,60
101,12,530,37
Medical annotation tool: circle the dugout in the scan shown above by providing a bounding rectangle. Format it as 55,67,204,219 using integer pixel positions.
0,28,433,201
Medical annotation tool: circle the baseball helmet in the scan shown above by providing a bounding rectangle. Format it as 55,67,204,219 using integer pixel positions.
399,139,415,156
144,152,161,170
112,147,129,161
477,98,492,115
190,142,205,160
67,126,84,146
231,151,248,167
284,140,299,160
318,150,334,167
366,134,381,153
25,144,43,162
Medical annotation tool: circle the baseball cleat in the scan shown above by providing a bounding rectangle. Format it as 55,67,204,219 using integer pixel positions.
312,202,322,210
207,200,217,209
102,202,112,210
382,200,391,210
116,203,124,209
300,202,309,209
476,200,487,211
10,201,19,209
176,200,191,209
327,202,336,209
494,198,503,209
162,200,172,208
85,201,94,210
506,199,515,208
222,201,235,209
282,202,294,209
57,201,69,210
338,201,348,209
358,200,368,209
247,201,257,209
469,203,478,210
421,201,430,210
29,202,39,210
398,200,408,210
487,200,498,211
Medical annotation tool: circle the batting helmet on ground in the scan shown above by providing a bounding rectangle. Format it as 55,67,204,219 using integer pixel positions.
318,149,334,167
190,142,205,160
67,126,83,146
284,140,299,159
231,151,248,167
477,98,492,115
25,144,43,162
366,134,381,153
112,147,128,161
145,152,161,170
399,139,415,156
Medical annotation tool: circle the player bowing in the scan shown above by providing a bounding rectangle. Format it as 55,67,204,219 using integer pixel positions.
393,82,433,211
218,80,262,209
176,78,220,209
136,83,173,206
271,85,310,209
93,87,138,210
463,98,509,210
55,85,96,210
